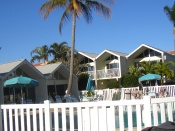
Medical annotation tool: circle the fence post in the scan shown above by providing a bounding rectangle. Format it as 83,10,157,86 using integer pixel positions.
44,100,51,131
143,96,152,127
0,105,2,131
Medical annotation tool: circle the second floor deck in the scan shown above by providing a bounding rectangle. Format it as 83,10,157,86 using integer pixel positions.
87,68,120,79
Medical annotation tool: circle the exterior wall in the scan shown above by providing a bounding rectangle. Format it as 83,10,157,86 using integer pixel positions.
127,58,134,69
164,53,175,70
0,80,3,104
120,56,127,76
96,60,105,70
97,80,107,89
35,79,47,103
47,80,68,85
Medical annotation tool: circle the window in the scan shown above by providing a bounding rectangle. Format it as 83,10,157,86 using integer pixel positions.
106,63,119,69
136,49,161,58
88,66,94,71
80,57,93,64
144,49,149,57
105,55,118,61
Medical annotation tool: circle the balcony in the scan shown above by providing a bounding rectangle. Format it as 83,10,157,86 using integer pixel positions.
97,68,120,79
85,68,120,79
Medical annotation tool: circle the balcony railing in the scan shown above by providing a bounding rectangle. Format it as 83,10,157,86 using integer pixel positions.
97,68,120,79
85,68,120,79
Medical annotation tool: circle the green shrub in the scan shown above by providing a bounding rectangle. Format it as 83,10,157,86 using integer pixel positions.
106,79,121,89
121,74,139,88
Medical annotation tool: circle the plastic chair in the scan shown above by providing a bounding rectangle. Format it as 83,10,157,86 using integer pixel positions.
55,95,62,103
26,99,33,104
70,95,78,102
48,96,55,103
64,95,72,103
39,98,44,103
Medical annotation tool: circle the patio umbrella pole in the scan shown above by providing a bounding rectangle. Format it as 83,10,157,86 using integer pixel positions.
13,87,15,102
54,78,57,96
26,87,28,99
21,86,23,104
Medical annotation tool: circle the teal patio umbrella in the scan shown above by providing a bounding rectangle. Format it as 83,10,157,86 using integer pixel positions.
139,73,161,81
4,76,39,103
86,76,94,91
139,73,161,86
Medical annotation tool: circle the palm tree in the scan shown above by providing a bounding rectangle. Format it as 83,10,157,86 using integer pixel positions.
154,61,175,84
128,64,142,77
30,45,50,63
139,61,157,75
49,42,69,63
40,0,112,95
164,3,175,51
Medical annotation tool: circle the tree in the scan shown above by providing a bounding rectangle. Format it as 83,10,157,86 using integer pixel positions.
30,45,50,63
40,0,112,95
154,61,175,84
49,42,69,63
164,3,175,51
128,64,142,77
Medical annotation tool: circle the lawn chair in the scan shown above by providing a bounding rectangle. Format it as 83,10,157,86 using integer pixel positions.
64,95,72,103
70,95,79,102
26,99,33,104
39,98,45,103
55,95,62,103
48,96,55,103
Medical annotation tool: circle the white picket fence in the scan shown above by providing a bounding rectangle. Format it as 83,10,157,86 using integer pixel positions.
1,96,175,131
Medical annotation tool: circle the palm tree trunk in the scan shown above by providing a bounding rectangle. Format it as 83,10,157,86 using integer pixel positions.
67,12,76,95
174,26,175,51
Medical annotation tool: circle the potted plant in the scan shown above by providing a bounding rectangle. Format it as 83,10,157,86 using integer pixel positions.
86,90,95,101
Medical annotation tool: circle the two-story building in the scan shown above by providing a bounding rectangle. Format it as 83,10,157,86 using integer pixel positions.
78,44,175,89
78,50,128,89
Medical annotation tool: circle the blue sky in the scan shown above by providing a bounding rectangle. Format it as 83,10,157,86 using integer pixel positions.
0,0,174,64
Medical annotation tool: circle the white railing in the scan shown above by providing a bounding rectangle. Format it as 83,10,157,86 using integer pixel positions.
97,68,120,79
121,85,175,100
1,96,175,131
80,85,175,101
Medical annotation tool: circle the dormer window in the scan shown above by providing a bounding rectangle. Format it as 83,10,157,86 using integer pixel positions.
105,55,118,61
80,57,93,64
136,49,161,58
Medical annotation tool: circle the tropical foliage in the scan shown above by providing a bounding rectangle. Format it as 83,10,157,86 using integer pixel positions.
30,45,50,63
128,64,142,77
40,0,113,95
164,3,175,51
120,74,139,88
127,61,175,86
49,42,69,63
154,61,175,84
139,61,157,75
